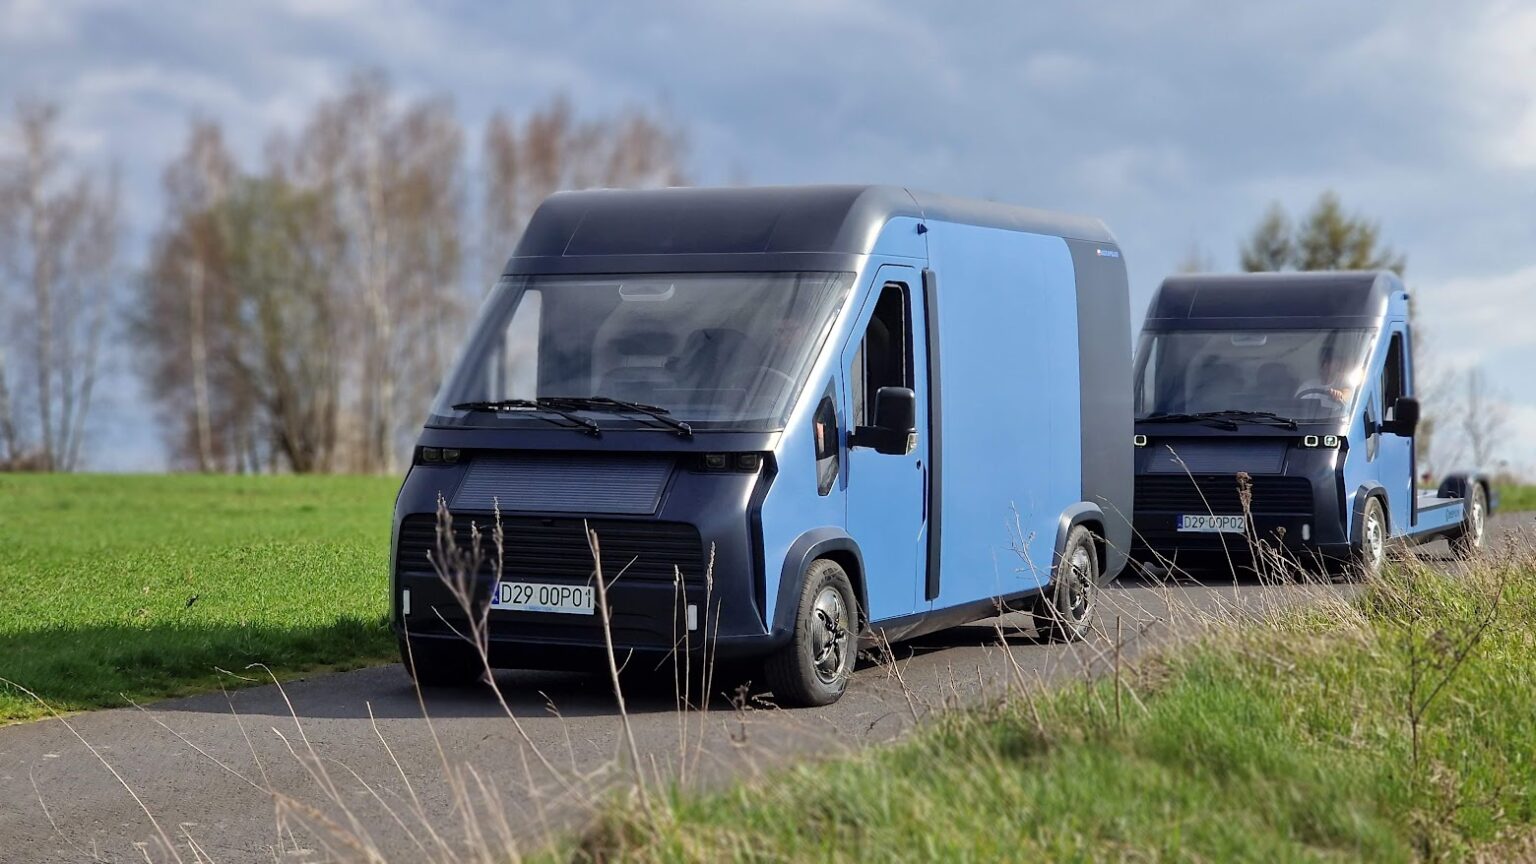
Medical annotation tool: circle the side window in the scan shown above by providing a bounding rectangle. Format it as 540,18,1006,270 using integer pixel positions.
1365,396,1379,461
813,394,839,496
1136,338,1161,416
851,283,913,428
1382,332,1405,421
489,288,542,400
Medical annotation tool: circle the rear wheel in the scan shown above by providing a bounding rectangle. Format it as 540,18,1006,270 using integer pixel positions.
1034,526,1100,642
1450,483,1489,559
399,635,484,688
764,559,858,707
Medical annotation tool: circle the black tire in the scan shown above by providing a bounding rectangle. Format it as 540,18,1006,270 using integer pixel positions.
1354,496,1388,580
1450,483,1489,559
764,559,858,707
399,635,484,688
1034,526,1100,642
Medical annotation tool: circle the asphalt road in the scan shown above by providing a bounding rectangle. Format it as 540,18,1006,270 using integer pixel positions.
1,517,1524,863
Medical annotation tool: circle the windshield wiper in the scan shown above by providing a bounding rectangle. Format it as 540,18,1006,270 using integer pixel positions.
1202,410,1300,430
1139,412,1240,431
451,399,602,436
540,396,694,438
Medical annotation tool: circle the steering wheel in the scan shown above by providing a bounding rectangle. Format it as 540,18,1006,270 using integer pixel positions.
1296,386,1345,407
1297,386,1341,400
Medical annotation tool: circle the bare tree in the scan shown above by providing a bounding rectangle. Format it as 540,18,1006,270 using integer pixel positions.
221,177,345,473
284,71,464,474
139,122,347,475
135,120,242,471
1459,367,1508,469
172,122,233,471
1409,305,1451,482
481,95,686,281
0,99,119,471
130,75,690,473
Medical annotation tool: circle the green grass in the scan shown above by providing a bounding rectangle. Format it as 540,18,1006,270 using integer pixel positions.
569,559,1536,862
1497,484,1536,513
0,474,399,722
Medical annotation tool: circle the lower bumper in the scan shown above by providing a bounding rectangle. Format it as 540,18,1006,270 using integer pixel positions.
393,572,783,670
1131,512,1352,565
395,628,785,671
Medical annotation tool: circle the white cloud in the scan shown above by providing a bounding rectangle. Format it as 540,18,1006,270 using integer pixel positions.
1461,1,1536,170
1419,263,1536,365
1021,52,1098,88
1075,143,1192,200
0,0,82,43
70,64,246,107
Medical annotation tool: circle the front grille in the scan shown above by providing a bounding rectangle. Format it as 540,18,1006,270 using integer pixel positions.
451,454,674,515
1144,440,1287,474
1136,475,1314,514
396,513,704,584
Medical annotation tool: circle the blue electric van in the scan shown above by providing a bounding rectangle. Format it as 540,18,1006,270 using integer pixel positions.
391,185,1132,706
1131,271,1493,575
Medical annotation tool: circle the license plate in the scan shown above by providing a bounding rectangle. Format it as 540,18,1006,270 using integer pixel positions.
490,581,595,615
1178,514,1247,533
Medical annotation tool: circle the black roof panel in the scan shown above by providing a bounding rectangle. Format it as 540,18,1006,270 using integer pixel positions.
1145,272,1396,328
510,184,1115,260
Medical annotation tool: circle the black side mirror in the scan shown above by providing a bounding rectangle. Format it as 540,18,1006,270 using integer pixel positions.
850,386,917,455
873,387,916,435
1389,396,1420,436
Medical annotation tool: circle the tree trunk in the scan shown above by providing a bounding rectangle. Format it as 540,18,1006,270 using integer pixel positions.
188,256,215,471
25,153,56,471
0,346,17,465
361,129,396,475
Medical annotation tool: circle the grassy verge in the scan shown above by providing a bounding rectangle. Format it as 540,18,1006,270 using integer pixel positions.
1497,484,1536,513
569,558,1536,862
0,474,398,722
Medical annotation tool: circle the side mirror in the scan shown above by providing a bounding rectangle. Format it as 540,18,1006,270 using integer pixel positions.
874,386,917,435
1389,396,1420,436
850,386,917,455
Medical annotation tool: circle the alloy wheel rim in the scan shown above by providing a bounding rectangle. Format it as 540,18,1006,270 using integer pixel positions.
1470,494,1485,546
1066,545,1094,620
1366,511,1385,570
810,586,849,685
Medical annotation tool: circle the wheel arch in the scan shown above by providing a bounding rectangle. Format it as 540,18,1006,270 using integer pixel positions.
1055,502,1108,583
1351,481,1390,547
1439,472,1495,514
774,528,867,639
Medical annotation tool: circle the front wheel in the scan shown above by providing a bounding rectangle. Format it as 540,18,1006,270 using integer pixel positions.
764,559,858,707
1354,497,1388,579
1450,483,1489,559
1034,526,1101,642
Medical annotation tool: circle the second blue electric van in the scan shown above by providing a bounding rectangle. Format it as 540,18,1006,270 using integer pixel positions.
1131,271,1493,575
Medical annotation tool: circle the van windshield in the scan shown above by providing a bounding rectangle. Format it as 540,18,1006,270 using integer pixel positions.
429,272,852,430
1135,328,1374,423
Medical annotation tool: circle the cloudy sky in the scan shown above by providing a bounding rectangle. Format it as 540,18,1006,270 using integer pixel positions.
3,0,1534,472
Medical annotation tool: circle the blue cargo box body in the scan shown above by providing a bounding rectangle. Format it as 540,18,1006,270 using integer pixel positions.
391,185,1132,670
1131,271,1493,571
